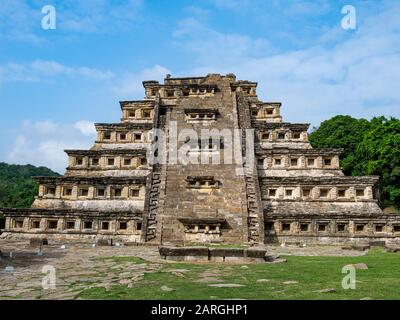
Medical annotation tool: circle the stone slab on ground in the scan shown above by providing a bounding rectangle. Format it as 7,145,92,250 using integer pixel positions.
161,286,174,292
283,281,299,285
385,246,400,253
208,284,245,288
257,279,270,283
350,263,368,270
314,288,336,293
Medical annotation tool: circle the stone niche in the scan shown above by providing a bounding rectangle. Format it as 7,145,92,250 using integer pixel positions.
180,84,217,97
123,108,154,121
186,176,220,190
251,103,283,123
184,108,219,122
178,217,225,243
120,101,155,122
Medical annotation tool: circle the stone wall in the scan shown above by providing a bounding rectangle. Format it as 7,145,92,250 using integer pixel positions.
265,214,400,245
3,209,143,242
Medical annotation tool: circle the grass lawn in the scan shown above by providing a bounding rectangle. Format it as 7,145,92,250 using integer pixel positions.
79,249,400,300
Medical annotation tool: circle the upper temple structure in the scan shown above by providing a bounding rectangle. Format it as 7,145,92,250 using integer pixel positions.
2,73,400,245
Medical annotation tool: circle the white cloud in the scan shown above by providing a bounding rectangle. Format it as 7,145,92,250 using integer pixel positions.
74,121,96,136
0,0,44,43
7,120,95,173
32,120,59,135
0,0,144,42
29,60,114,80
113,64,171,97
0,60,114,85
175,1,400,126
173,18,273,64
59,0,144,33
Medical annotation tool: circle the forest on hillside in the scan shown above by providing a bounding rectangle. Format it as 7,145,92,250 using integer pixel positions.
0,162,59,208
0,163,60,227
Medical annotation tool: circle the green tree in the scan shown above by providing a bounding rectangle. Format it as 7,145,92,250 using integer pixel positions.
309,115,371,175
310,116,400,210
352,117,400,209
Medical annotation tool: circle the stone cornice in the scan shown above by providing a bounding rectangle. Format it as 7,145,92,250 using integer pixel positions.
260,176,380,185
256,147,343,156
264,212,400,219
252,122,310,130
231,81,258,88
253,102,282,107
64,149,147,156
34,176,147,185
119,100,155,110
142,80,160,86
184,108,220,114
178,217,226,224
95,123,153,130
1,208,143,217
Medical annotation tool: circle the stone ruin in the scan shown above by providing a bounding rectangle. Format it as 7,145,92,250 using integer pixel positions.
1,73,400,246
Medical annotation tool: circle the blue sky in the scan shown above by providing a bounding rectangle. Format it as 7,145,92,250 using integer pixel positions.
0,0,399,173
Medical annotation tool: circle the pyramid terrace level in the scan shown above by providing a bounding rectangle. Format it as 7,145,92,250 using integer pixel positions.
2,73,400,245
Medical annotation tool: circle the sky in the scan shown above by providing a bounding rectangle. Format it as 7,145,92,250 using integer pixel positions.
0,0,399,173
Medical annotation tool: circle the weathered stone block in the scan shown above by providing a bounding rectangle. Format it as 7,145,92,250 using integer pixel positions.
351,263,368,270
369,240,386,247
209,248,244,258
285,241,302,246
385,246,400,253
264,254,280,262
351,244,370,251
246,248,267,258
184,255,209,262
159,246,209,258
29,238,48,247
124,241,139,246
97,239,113,246
209,256,224,262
